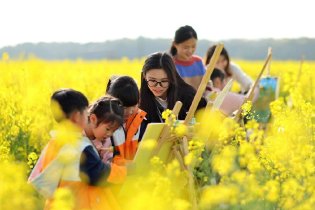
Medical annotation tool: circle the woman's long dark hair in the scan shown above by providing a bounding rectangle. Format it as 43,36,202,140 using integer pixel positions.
140,52,199,122
205,45,232,76
170,25,198,56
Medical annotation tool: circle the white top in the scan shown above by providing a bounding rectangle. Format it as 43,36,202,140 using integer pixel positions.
228,62,253,93
155,97,168,109
112,124,140,146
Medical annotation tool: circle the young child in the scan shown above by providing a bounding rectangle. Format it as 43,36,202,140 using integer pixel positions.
87,96,120,164
205,69,259,117
106,76,147,161
209,68,227,91
28,89,124,210
83,96,127,184
91,136,113,163
170,25,206,90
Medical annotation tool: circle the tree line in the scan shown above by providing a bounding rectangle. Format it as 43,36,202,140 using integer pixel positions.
1,37,315,60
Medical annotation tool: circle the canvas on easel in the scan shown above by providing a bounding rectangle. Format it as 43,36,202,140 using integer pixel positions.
252,47,280,123
132,122,166,173
119,102,183,198
130,100,183,173
232,47,273,123
253,76,279,123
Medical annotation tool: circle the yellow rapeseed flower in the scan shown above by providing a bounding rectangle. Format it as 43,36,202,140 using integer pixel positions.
174,124,188,137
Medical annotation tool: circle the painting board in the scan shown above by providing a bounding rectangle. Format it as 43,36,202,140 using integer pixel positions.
253,76,280,123
133,123,166,172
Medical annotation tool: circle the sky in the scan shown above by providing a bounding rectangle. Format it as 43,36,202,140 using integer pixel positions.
1,0,315,48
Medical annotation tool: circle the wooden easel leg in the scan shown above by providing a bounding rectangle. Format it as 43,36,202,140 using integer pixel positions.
172,146,198,210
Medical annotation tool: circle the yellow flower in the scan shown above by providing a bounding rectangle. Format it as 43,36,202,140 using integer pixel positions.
200,185,238,208
241,101,252,117
161,109,176,126
174,124,188,137
212,146,237,176
162,109,172,120
172,198,191,210
50,188,75,210
2,52,9,61
27,152,38,169
264,180,280,202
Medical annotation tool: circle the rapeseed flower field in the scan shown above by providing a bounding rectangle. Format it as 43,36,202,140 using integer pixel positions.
0,54,314,210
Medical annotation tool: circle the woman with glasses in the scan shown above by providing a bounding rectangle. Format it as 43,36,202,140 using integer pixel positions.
139,52,207,139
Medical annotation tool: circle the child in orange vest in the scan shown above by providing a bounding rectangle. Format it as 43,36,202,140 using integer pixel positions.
29,90,125,210
106,76,147,162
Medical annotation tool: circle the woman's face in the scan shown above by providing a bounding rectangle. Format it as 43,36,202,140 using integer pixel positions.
174,38,197,61
145,69,169,99
216,55,228,70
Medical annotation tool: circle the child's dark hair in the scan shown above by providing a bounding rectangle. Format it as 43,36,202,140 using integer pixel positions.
205,45,231,76
89,96,124,127
211,68,225,82
51,88,89,122
170,25,198,56
106,76,139,107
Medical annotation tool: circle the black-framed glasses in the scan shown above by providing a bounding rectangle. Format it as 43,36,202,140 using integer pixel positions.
146,79,170,88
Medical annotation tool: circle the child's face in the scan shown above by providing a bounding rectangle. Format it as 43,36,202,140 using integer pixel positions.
93,122,119,140
213,77,225,91
123,104,138,121
72,109,88,130
216,55,228,70
145,69,169,100
174,38,197,61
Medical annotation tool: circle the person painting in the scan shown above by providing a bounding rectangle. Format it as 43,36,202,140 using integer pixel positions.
139,52,207,139
29,90,125,210
205,45,253,94
106,76,147,161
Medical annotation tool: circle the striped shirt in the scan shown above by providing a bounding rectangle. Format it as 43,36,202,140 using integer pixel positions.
174,55,205,90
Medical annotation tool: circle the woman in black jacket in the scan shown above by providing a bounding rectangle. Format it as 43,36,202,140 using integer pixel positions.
139,52,207,139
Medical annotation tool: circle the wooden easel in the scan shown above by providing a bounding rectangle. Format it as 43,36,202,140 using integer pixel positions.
211,79,234,110
251,47,282,124
183,44,224,125
233,52,272,123
178,43,224,209
151,43,225,163
267,47,272,76
150,101,183,162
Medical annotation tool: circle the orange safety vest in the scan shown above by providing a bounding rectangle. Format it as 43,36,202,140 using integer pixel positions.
112,109,147,161
29,134,125,210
